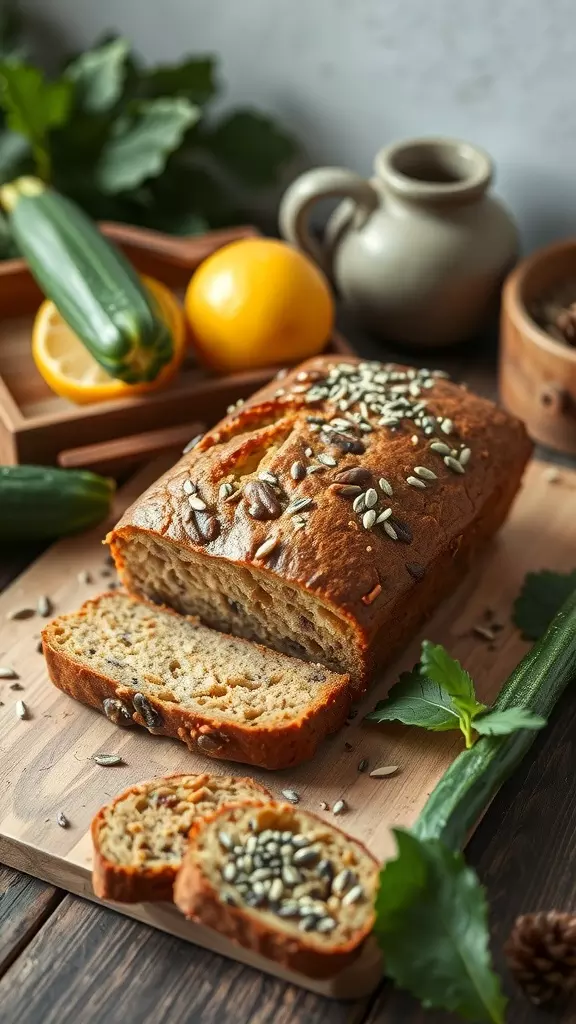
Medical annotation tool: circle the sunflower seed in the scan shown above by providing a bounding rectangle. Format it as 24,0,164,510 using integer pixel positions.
335,467,372,486
219,482,233,499
56,811,69,828
406,476,426,489
414,466,437,480
278,901,299,917
286,497,313,515
362,510,376,530
332,869,352,895
332,799,347,815
330,483,362,499
251,868,273,882
352,494,366,513
459,447,472,466
307,465,324,475
430,441,452,455
370,765,399,777
357,758,369,772
444,455,465,474
102,698,132,727
290,461,306,481
364,488,378,508
342,884,364,906
299,915,318,932
182,433,204,454
92,753,124,766
282,865,302,886
317,453,337,467
281,788,300,804
223,862,237,882
291,834,311,848
183,479,196,495
378,477,393,497
293,846,320,866
317,917,337,933
15,700,28,719
245,479,282,520
7,608,35,621
255,536,279,560
376,508,392,523
37,595,52,617
0,667,18,679
383,522,398,540
188,495,207,511
440,419,453,435
133,692,163,729
269,878,284,902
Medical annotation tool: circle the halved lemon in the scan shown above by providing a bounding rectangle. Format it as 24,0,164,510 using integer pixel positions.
32,275,187,405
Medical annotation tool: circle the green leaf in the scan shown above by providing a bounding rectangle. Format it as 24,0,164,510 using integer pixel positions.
420,641,477,703
0,62,73,179
365,667,460,731
473,707,546,736
95,97,200,194
143,56,217,105
66,37,129,114
513,569,576,640
206,108,298,187
0,129,32,183
375,830,507,1024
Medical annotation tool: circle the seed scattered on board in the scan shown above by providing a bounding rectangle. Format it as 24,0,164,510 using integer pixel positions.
37,595,53,617
357,758,369,773
319,801,329,811
544,467,561,484
281,789,300,804
370,765,399,777
9,682,23,691
332,799,347,815
15,700,28,720
6,607,35,621
77,570,92,585
57,811,69,829
0,666,18,679
92,753,125,767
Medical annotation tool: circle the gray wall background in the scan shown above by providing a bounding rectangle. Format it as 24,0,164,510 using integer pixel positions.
20,0,576,251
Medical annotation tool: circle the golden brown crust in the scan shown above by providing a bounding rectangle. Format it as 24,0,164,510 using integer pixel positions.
109,356,532,691
91,775,271,904
173,800,379,980
42,595,352,771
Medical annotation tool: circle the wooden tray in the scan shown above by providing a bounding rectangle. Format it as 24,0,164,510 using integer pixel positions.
0,223,353,471
0,456,573,998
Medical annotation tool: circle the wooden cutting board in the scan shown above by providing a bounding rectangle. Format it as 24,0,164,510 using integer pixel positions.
0,457,573,999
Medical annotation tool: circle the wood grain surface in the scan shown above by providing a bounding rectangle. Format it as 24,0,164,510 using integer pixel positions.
0,452,575,1001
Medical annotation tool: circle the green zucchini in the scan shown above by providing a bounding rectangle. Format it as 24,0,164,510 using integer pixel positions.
0,177,173,383
414,585,576,851
0,465,115,541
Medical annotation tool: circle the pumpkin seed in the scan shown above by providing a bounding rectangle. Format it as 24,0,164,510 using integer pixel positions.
92,753,124,766
370,765,399,777
37,595,52,617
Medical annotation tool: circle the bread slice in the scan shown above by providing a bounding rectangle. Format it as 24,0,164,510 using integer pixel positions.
91,773,271,903
173,800,379,979
42,592,351,770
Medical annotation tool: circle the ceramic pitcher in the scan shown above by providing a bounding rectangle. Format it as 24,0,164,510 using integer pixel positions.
279,137,518,347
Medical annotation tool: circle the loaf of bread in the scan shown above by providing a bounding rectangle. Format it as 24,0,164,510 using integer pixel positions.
42,592,351,770
91,773,271,903
173,800,379,979
110,356,531,692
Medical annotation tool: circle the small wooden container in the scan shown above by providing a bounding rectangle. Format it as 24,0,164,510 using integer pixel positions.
0,223,353,472
500,239,576,453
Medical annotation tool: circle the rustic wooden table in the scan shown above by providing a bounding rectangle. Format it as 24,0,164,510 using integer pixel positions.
0,324,575,1024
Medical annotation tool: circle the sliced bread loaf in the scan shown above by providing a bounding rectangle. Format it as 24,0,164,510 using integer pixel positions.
42,592,351,770
173,800,379,979
91,773,271,903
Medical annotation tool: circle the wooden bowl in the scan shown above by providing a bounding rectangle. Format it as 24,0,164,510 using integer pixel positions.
0,223,353,472
499,239,576,453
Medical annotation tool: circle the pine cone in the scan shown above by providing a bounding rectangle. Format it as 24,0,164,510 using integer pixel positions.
505,911,576,1006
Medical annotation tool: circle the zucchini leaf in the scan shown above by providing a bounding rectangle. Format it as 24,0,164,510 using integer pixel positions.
375,829,507,1024
205,108,298,187
420,640,477,704
0,62,72,180
66,37,129,114
142,56,217,105
513,569,576,640
473,707,546,736
365,667,460,731
95,97,200,194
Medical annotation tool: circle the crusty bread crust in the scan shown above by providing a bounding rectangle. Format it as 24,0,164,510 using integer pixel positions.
109,356,532,692
42,594,352,771
91,774,271,904
174,800,379,980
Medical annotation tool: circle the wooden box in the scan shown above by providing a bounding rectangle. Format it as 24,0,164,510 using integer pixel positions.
0,223,353,473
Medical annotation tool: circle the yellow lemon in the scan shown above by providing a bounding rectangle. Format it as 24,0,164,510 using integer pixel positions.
32,276,186,405
184,238,334,373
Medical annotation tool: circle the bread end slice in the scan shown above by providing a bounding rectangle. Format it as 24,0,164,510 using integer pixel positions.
174,801,379,979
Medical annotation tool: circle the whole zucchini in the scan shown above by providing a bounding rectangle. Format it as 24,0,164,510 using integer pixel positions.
0,465,116,541
0,177,173,383
414,585,576,851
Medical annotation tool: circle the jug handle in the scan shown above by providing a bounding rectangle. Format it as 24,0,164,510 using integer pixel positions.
279,167,379,274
